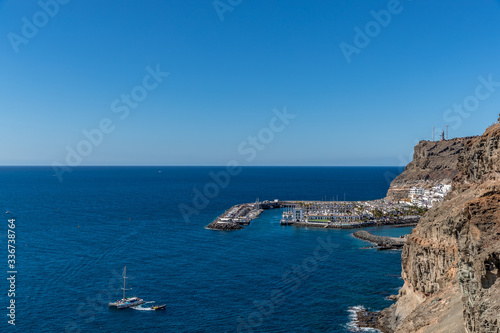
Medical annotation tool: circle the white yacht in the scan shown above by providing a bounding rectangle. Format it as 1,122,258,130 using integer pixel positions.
109,266,145,309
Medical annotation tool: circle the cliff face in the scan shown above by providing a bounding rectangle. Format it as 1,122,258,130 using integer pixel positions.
455,125,500,332
380,124,500,333
386,137,475,202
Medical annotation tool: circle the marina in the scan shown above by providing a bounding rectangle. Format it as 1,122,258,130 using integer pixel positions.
206,198,423,230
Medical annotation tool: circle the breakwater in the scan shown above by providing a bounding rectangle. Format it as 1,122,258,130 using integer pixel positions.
206,200,283,230
206,220,243,230
353,230,408,250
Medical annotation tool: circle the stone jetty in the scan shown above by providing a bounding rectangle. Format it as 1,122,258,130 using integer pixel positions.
353,230,408,250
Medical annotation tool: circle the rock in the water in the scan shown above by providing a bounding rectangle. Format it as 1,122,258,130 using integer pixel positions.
206,221,243,230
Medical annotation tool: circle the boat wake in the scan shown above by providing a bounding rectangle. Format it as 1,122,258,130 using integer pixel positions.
345,306,381,332
132,301,155,311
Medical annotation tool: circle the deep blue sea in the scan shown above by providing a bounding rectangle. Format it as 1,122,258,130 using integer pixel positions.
0,166,410,333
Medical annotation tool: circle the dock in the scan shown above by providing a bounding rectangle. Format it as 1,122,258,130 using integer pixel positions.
206,199,283,230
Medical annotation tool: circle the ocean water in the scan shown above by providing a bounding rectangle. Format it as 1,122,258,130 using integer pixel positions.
0,166,410,333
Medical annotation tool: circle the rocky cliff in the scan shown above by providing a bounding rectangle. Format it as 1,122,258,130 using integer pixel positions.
386,137,476,202
378,123,500,333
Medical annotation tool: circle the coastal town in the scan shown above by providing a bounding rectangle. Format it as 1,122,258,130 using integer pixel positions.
206,183,452,230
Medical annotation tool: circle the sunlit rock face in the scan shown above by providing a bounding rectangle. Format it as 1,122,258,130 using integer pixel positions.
379,123,500,333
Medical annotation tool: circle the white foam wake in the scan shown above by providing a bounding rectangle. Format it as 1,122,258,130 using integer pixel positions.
132,301,155,311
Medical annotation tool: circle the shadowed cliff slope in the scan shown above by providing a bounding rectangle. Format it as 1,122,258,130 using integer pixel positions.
379,123,500,333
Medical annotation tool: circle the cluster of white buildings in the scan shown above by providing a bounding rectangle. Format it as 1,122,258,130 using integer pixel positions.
408,184,452,208
362,200,389,215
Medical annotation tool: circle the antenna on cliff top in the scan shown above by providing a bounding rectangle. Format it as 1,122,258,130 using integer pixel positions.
445,125,449,140
433,126,435,141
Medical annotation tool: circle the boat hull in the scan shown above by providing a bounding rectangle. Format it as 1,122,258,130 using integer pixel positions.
109,297,145,309
152,304,166,310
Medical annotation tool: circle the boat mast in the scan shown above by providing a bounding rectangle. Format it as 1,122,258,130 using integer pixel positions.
122,266,128,300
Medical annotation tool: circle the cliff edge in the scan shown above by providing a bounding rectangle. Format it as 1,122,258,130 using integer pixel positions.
379,122,500,333
386,137,477,202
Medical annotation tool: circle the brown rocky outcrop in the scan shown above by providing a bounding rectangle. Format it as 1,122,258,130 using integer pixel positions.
376,122,500,333
206,221,243,230
386,137,476,202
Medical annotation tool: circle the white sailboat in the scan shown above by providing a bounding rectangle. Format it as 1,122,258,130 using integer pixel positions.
108,266,145,309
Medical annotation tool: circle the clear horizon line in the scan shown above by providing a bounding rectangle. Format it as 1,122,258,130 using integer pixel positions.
0,164,403,168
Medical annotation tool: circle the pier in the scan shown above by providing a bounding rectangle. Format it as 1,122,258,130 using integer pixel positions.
206,199,422,230
206,199,284,230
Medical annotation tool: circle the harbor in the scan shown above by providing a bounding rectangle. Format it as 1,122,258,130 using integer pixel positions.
206,198,424,230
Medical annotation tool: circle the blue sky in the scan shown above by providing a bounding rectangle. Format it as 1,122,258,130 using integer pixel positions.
1,0,500,166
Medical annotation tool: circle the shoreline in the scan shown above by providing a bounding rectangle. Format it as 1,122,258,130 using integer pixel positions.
285,220,418,230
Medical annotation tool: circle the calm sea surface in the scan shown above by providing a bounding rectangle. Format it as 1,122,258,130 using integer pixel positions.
0,166,410,332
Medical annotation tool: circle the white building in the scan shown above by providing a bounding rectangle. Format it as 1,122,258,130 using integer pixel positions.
409,187,425,197
292,208,304,222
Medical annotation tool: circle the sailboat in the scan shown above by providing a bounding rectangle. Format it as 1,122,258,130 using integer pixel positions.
108,266,145,309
